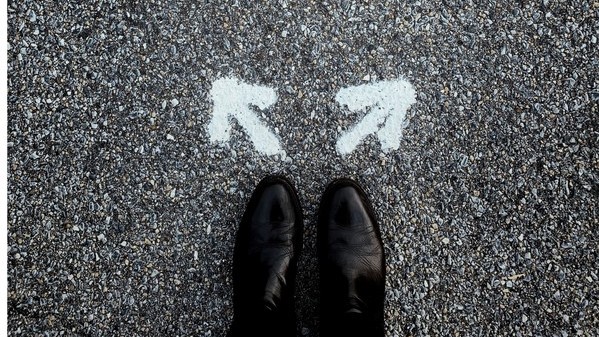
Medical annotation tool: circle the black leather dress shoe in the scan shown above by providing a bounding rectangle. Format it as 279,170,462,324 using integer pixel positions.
229,176,303,337
317,178,386,337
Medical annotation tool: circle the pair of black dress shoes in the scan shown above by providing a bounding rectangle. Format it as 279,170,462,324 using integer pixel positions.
229,176,385,337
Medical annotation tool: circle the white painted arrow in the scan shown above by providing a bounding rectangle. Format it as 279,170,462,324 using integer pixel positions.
207,77,284,156
335,79,416,155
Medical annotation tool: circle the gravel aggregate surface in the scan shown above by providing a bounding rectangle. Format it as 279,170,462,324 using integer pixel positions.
8,1,598,336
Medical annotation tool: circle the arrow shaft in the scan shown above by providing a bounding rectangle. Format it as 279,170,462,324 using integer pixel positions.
234,107,282,156
336,107,388,155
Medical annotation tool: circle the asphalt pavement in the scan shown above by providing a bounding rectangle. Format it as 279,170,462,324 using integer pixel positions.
8,1,598,336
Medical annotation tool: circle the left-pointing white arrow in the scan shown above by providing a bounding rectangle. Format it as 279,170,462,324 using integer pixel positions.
335,79,416,155
207,77,284,156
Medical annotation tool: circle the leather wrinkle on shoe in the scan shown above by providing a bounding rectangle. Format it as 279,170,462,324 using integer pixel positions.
230,176,302,337
240,227,296,312
318,179,385,337
247,224,295,246
243,183,298,306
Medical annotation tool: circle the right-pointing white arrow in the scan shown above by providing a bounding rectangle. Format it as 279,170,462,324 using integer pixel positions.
335,79,416,155
207,77,284,156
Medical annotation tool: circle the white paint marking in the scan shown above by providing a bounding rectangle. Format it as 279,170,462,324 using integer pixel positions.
207,77,284,156
335,79,416,155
